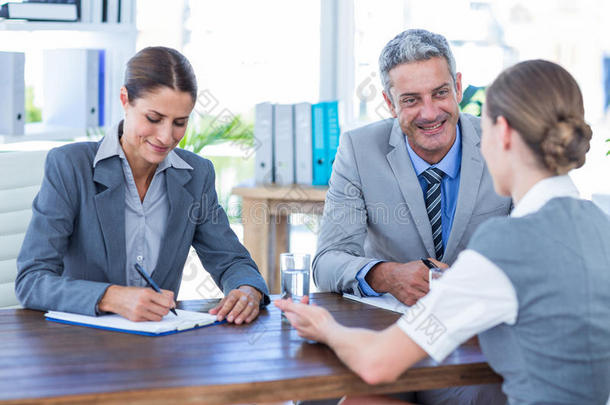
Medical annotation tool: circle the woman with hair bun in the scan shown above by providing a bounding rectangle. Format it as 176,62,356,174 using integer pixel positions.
16,47,269,323
276,60,610,405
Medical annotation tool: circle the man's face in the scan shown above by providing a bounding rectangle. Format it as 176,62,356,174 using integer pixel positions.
384,57,462,164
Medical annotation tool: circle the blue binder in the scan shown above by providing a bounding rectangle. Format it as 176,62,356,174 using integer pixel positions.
46,317,225,337
311,102,327,185
324,101,340,183
98,49,105,127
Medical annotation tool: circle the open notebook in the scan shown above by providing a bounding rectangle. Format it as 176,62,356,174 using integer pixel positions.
45,309,221,336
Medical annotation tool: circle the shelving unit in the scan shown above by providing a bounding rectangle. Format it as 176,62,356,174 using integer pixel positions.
0,20,135,32
0,19,137,143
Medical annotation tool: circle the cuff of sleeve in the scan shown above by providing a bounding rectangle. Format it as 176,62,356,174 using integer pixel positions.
94,284,112,316
395,302,461,363
356,260,384,297
237,283,271,308
221,266,270,306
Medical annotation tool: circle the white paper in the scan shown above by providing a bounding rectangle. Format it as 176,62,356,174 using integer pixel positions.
342,293,410,314
45,309,217,334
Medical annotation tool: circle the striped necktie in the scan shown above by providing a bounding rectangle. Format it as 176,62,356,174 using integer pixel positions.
421,167,445,260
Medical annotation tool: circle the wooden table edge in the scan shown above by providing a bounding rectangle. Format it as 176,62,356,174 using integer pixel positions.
0,362,501,405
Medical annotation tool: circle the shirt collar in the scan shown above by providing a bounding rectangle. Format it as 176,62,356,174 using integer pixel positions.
511,175,580,218
405,120,462,179
93,123,193,172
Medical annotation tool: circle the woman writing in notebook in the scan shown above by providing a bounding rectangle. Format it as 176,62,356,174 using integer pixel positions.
16,47,269,324
277,60,610,404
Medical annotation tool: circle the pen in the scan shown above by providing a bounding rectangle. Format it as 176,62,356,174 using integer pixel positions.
134,263,178,316
420,258,437,269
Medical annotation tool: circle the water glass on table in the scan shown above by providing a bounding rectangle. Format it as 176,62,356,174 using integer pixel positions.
280,253,310,323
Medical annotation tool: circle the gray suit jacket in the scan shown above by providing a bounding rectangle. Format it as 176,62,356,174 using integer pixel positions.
16,141,270,315
313,114,511,295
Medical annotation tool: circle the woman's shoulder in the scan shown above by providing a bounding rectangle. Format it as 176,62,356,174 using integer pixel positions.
172,148,214,172
42,142,101,184
46,141,100,169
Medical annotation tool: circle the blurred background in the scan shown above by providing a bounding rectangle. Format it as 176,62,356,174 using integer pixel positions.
4,0,610,298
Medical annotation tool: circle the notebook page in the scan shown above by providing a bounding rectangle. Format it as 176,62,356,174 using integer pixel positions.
342,293,410,314
45,309,217,334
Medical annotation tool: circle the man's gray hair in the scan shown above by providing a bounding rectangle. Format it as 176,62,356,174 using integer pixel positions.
379,29,456,102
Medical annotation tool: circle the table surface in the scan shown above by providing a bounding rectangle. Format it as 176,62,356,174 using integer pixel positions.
0,293,501,404
232,185,328,201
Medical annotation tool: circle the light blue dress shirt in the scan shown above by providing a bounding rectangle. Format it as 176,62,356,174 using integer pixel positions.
93,125,193,287
356,123,463,296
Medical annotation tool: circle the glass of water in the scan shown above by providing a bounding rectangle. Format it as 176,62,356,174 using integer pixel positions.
280,253,310,323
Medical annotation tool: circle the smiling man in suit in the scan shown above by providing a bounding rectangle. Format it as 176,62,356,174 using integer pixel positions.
311,29,511,404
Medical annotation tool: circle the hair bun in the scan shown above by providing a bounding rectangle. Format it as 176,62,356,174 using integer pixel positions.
540,116,592,175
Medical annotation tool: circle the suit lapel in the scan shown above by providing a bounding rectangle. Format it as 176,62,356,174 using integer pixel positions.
444,115,484,262
93,157,127,285
386,119,436,257
153,167,194,287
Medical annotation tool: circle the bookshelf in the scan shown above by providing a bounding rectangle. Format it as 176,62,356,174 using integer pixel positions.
0,19,137,142
0,20,135,32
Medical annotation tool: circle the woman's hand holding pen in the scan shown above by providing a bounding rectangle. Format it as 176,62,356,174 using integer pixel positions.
209,285,262,324
98,285,177,322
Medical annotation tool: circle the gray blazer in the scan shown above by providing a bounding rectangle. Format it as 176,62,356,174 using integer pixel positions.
313,114,511,295
16,141,270,315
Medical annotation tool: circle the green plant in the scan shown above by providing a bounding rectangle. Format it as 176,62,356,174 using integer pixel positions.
179,115,254,154
606,138,609,156
179,115,256,223
25,86,42,123
460,85,486,117
86,126,106,138
207,155,255,223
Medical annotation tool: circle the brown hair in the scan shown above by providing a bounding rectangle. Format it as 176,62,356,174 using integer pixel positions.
124,46,197,103
485,59,592,175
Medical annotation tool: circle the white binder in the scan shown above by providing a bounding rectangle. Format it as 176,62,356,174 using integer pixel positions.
91,0,103,24
43,49,101,130
79,0,91,23
294,102,312,185
254,102,274,184
106,0,119,23
120,0,135,24
0,52,25,136
273,104,295,185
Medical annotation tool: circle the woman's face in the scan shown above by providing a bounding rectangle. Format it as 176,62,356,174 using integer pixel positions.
481,106,511,197
120,86,194,167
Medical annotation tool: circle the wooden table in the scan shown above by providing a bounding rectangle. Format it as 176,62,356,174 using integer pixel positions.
232,185,328,293
0,293,501,404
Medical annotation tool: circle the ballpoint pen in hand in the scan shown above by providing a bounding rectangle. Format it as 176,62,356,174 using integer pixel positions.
134,263,178,316
420,258,437,270
420,258,446,283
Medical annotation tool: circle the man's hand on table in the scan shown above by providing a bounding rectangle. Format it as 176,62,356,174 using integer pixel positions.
365,259,448,306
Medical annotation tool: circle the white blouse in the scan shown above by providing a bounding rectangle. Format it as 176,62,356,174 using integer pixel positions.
396,175,580,362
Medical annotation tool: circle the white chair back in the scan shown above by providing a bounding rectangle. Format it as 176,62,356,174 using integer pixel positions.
0,151,47,308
